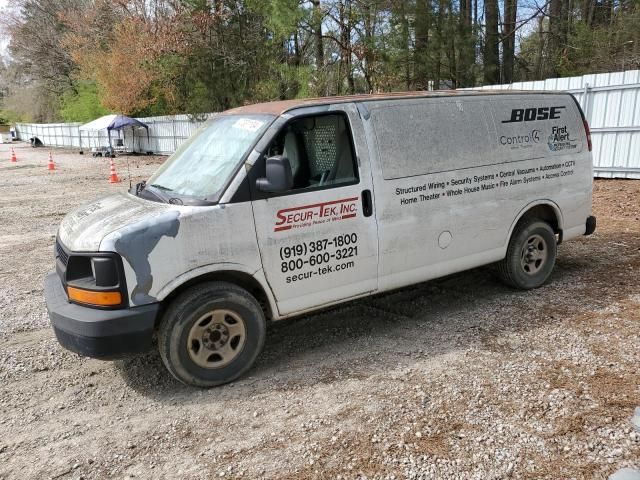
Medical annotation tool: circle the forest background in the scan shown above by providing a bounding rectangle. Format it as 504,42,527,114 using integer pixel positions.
0,0,638,123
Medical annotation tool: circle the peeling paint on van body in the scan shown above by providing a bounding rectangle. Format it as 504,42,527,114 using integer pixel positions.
58,193,172,252
99,200,262,307
59,192,263,308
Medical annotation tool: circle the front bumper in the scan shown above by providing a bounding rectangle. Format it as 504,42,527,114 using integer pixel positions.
44,272,159,359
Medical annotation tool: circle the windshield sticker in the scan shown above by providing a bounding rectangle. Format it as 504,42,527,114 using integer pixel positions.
233,118,265,132
274,197,358,232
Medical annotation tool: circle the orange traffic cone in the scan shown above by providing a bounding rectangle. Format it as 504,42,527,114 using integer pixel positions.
47,152,55,171
109,159,120,183
10,147,17,162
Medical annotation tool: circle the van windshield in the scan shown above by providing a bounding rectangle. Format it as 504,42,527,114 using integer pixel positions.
146,114,273,201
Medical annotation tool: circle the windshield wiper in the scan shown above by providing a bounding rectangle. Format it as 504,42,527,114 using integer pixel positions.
148,183,173,192
138,182,215,206
134,181,146,196
138,183,172,203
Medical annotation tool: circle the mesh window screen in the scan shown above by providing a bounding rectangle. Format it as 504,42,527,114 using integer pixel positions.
302,121,337,176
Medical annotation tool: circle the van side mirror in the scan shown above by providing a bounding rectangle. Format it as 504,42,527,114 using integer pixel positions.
256,155,293,193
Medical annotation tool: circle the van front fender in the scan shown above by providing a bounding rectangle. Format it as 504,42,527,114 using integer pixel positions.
154,263,279,319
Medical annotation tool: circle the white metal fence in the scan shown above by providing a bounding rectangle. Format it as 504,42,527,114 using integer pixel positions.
14,70,640,177
15,113,216,155
470,69,640,179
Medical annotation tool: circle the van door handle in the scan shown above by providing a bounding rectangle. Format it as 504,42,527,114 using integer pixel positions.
361,189,373,217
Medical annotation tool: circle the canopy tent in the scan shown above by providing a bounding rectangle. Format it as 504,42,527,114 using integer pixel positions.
79,114,119,132
79,114,149,154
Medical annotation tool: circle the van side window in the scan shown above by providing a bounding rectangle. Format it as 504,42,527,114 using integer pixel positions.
266,114,358,190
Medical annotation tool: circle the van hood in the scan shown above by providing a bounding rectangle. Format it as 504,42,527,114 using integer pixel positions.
58,192,177,252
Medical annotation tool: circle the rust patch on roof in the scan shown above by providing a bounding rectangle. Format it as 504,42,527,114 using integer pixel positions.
222,89,563,117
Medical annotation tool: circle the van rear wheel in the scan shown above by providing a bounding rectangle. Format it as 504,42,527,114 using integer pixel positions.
498,218,557,289
158,282,266,388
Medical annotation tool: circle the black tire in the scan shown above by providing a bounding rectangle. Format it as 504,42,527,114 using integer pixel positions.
158,281,266,388
498,218,557,289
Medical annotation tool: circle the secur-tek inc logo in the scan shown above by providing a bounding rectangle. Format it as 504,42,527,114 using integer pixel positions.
274,197,358,232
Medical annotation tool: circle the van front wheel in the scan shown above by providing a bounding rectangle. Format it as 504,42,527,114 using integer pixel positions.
498,219,557,290
158,282,266,388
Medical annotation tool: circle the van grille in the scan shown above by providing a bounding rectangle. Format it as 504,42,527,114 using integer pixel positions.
56,240,69,265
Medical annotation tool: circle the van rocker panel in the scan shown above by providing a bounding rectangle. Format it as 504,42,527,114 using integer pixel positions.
44,272,159,359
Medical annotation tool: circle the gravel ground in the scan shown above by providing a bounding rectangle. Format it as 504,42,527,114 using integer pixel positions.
0,142,639,480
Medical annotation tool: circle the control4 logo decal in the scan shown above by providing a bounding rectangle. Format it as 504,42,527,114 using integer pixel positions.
274,197,358,232
499,129,541,148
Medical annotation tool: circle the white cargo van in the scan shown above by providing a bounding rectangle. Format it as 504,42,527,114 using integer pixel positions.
45,91,596,387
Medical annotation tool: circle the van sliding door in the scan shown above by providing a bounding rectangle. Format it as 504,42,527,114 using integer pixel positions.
363,97,504,291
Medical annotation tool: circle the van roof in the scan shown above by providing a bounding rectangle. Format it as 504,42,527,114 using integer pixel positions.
223,89,565,116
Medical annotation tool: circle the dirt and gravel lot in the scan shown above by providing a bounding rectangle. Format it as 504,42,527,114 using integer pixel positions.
0,142,639,480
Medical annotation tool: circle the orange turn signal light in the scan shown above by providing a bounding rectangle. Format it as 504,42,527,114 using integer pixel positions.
67,286,122,306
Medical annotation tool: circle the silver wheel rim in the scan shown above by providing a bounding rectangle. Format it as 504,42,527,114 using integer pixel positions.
187,309,246,369
520,233,548,275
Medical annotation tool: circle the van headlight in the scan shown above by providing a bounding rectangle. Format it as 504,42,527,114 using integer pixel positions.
64,254,125,307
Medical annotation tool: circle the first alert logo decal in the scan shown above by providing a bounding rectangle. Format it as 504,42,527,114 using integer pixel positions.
274,197,358,232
